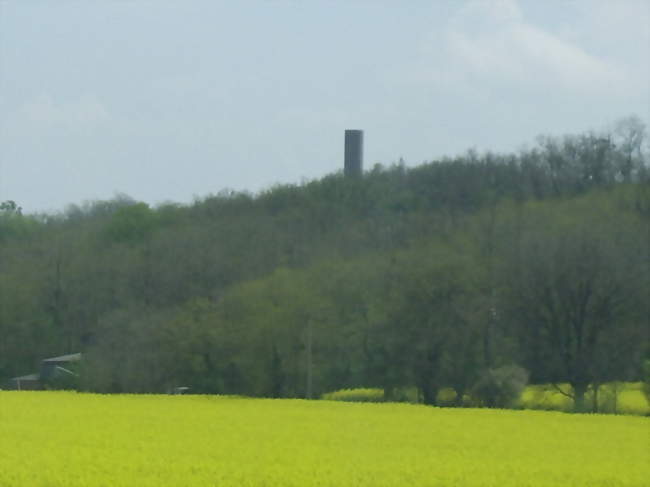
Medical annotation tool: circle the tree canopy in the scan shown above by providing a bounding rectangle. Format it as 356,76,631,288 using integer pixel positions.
1,123,648,412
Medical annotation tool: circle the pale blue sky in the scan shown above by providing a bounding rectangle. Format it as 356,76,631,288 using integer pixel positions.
1,0,648,213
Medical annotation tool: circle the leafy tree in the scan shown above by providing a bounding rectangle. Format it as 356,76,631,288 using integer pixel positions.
502,198,646,411
0,200,22,215
470,365,528,408
372,243,476,405
105,202,159,244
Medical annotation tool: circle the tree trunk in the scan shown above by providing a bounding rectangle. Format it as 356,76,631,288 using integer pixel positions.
573,383,589,412
421,385,439,406
454,387,465,407
383,385,394,402
592,383,599,413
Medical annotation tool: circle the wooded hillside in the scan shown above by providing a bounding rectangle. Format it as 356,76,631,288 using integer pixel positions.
1,123,648,411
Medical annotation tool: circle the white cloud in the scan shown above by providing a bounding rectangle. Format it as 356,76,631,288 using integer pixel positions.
424,0,629,95
574,0,650,46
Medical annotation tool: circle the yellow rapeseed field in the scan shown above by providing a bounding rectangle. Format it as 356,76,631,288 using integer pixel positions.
0,391,648,487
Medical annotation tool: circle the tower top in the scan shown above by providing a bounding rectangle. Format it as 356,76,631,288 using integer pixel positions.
344,130,363,178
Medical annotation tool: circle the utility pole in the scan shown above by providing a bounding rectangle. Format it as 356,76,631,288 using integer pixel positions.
306,318,313,399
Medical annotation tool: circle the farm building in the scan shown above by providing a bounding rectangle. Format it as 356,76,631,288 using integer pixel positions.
40,353,82,382
5,353,82,390
6,373,41,391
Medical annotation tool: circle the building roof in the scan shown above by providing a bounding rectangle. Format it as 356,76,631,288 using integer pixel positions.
42,353,82,363
10,373,40,381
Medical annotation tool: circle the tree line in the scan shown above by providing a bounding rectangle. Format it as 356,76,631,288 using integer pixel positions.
1,118,648,412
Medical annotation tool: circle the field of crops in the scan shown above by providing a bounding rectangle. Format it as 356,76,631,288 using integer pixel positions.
0,392,648,486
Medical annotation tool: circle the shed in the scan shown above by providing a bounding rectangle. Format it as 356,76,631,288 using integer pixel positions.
7,373,41,390
40,353,82,382
4,352,82,391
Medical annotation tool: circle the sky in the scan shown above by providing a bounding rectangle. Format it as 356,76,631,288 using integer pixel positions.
0,0,648,214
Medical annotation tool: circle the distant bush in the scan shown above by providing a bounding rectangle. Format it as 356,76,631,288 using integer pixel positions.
321,388,385,403
322,387,460,405
470,365,529,409
436,388,460,406
519,385,573,412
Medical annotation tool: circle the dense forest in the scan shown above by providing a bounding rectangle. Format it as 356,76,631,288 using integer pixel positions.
1,118,649,412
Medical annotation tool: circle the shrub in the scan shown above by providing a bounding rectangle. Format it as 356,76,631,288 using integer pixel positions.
321,388,385,403
470,365,529,408
321,387,419,403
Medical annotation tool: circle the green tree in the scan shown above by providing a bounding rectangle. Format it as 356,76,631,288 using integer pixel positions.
0,200,22,215
503,197,646,411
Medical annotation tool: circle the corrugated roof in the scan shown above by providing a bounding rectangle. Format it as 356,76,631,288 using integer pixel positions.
42,353,82,363
10,373,40,381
